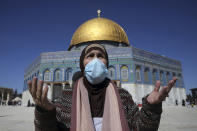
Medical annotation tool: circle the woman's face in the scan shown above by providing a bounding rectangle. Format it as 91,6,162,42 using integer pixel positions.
83,49,107,67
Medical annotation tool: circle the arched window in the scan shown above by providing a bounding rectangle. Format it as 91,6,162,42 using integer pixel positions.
172,72,176,86
172,72,176,77
121,65,129,82
166,72,170,83
144,68,149,83
159,71,164,84
152,69,157,84
108,66,116,80
66,68,72,81
178,73,182,86
54,69,61,81
135,66,141,82
44,69,50,81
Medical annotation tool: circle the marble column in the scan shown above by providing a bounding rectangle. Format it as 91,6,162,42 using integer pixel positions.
6,93,10,105
116,63,120,80
50,83,54,101
1,92,3,105
2,92,4,105
50,68,54,81
2,92,4,101
62,83,65,90
62,69,65,81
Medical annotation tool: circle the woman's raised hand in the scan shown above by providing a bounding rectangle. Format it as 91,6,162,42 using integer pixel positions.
28,77,55,111
147,77,177,104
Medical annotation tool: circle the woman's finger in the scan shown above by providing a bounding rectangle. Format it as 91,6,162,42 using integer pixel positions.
172,77,178,81
159,86,169,101
42,85,55,110
41,85,49,105
154,81,161,92
166,78,177,93
36,80,43,102
31,77,37,98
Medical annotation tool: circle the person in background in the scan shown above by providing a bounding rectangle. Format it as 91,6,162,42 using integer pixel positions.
28,43,177,131
182,99,185,106
175,99,178,106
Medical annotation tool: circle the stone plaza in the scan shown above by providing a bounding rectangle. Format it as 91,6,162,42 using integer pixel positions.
0,106,197,131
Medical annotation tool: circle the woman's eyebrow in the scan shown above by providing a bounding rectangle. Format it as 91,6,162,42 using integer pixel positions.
86,52,94,57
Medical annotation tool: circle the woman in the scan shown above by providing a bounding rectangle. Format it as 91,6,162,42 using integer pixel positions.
28,44,177,131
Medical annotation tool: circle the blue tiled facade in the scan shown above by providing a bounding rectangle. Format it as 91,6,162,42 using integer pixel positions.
23,44,184,91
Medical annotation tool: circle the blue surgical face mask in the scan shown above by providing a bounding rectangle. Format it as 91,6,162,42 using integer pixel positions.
84,58,108,85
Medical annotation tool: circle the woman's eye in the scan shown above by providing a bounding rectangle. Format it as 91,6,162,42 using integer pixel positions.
98,54,104,58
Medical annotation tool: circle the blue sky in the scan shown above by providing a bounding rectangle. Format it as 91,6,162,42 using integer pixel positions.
0,0,197,94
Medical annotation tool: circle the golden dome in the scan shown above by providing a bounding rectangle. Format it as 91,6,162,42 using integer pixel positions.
69,17,130,49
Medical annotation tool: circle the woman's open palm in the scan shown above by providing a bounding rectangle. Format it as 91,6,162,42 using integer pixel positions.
28,77,55,111
147,77,177,104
